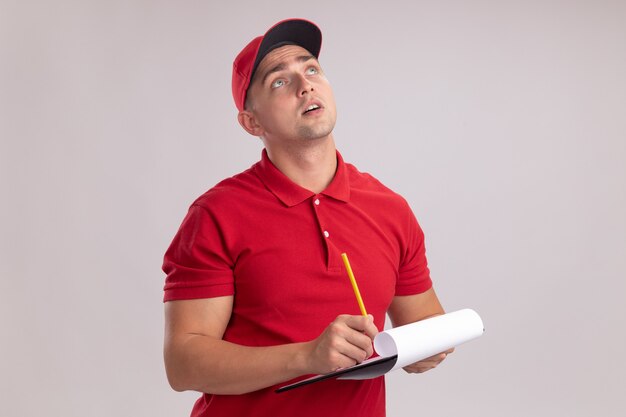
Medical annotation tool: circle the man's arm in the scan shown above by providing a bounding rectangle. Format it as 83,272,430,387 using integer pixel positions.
387,287,454,373
164,296,378,395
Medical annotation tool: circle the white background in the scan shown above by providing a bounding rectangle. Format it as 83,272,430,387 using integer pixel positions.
1,1,625,416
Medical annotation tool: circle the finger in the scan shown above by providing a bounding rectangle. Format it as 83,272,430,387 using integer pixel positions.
405,359,440,373
404,364,434,374
343,315,378,339
323,335,370,369
336,340,370,365
363,314,379,338
423,351,449,362
403,352,450,373
325,318,374,360
343,330,374,359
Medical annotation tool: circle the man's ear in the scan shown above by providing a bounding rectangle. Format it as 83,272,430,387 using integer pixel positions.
237,110,264,137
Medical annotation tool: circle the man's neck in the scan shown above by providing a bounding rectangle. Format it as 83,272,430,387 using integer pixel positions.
265,138,338,194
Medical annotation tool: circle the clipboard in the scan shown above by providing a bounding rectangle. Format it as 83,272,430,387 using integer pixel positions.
276,309,484,393
276,354,398,393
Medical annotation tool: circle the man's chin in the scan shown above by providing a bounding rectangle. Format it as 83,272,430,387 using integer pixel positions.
297,124,335,141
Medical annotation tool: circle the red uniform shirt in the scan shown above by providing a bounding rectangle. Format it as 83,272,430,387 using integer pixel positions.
163,150,432,417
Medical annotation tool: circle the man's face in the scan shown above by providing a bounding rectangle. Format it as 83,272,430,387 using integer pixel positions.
244,44,337,145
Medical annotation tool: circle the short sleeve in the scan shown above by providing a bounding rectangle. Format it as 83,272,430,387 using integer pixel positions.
395,206,432,296
162,204,235,302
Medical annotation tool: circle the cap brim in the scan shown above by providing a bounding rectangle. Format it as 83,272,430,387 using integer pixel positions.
251,19,322,81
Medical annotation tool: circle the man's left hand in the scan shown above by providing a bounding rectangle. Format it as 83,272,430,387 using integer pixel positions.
402,347,454,374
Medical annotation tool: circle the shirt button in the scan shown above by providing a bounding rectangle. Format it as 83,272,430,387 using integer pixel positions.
314,198,320,205
323,230,330,238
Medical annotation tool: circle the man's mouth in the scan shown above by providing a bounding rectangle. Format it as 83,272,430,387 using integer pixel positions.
303,104,321,114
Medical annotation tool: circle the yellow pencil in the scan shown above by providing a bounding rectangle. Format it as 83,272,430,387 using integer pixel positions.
341,253,368,316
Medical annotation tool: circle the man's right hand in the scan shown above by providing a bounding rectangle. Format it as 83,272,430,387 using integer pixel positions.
302,314,378,375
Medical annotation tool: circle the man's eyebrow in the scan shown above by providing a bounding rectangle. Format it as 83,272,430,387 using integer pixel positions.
260,55,317,85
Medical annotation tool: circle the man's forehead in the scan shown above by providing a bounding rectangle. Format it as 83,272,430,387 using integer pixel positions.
254,45,317,80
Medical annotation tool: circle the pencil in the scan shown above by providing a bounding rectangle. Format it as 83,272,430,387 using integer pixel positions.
341,253,368,316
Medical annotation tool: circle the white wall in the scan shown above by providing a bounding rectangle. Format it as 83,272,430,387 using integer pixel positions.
1,1,625,416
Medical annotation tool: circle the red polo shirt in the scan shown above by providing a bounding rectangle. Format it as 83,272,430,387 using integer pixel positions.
163,149,432,417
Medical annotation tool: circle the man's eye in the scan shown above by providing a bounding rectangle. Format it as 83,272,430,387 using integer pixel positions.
306,67,318,75
271,79,285,88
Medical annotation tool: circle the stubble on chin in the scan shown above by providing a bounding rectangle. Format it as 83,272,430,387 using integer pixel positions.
297,127,327,140
297,119,335,140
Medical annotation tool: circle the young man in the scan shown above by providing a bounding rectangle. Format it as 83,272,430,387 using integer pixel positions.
163,18,451,417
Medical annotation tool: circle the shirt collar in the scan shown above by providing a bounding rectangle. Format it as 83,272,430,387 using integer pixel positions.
253,149,351,207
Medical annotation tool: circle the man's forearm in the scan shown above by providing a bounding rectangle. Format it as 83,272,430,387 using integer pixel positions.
165,334,313,395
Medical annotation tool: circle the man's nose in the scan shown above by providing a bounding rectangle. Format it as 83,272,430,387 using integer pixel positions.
296,75,314,96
